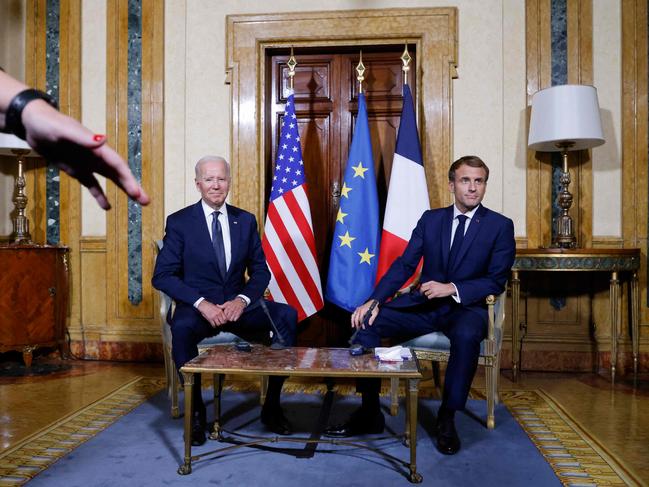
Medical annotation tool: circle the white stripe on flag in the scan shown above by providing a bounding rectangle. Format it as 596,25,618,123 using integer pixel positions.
382,153,429,240
273,192,322,294
264,216,318,317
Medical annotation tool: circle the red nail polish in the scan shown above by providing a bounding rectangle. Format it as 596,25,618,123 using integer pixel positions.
93,134,105,142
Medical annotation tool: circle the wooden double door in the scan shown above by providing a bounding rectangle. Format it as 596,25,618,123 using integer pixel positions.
265,46,417,346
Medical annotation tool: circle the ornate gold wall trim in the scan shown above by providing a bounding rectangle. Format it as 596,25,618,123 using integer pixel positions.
24,0,47,244
80,236,107,252
24,0,82,329
226,8,458,223
525,0,593,249
591,237,624,249
567,0,593,248
105,0,164,328
621,0,648,329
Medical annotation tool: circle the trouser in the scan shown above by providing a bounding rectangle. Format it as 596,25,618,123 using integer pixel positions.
354,303,486,411
171,299,298,411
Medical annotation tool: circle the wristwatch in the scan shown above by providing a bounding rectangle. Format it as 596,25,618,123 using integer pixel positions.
4,88,58,140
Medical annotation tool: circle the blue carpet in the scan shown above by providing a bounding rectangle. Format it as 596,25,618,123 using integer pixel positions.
27,389,559,486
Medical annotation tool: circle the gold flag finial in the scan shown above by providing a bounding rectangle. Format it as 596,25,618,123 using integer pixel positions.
356,51,365,94
287,47,297,91
401,43,412,85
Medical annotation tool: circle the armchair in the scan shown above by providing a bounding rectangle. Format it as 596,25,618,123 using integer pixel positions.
390,289,507,429
155,240,268,418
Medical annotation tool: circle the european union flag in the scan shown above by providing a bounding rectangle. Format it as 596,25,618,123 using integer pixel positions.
325,93,380,311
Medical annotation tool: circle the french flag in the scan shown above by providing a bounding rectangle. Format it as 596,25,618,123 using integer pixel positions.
376,84,430,288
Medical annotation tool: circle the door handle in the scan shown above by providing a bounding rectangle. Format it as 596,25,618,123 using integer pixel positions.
332,181,340,208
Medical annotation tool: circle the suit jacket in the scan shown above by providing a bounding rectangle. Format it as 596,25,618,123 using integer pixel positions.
152,201,270,312
370,204,515,318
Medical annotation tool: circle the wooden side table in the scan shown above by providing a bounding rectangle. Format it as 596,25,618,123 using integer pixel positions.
0,244,69,366
511,248,640,381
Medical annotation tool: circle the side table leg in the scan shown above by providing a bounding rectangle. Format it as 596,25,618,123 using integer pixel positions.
609,271,620,382
178,371,194,475
406,379,422,483
631,271,639,376
511,270,520,381
22,346,36,368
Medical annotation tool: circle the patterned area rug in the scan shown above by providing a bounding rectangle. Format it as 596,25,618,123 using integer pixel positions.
0,378,638,486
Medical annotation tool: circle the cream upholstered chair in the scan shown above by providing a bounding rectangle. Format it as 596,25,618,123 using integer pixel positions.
155,240,267,418
390,289,507,429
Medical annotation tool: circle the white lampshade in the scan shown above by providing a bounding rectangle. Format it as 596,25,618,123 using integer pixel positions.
0,133,32,155
528,84,605,152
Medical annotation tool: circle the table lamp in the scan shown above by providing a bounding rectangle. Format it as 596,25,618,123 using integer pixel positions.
528,84,605,248
0,133,37,243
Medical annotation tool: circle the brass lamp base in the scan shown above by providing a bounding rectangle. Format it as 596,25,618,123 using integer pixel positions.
551,144,576,249
11,149,32,244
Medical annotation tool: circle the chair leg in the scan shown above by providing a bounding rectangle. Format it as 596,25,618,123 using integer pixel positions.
494,355,501,405
260,375,268,405
170,359,180,419
485,363,496,429
390,377,399,416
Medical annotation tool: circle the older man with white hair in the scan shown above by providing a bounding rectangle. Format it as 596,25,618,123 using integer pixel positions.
153,156,297,446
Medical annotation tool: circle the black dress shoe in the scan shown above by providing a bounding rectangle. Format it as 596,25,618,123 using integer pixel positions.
191,412,206,446
323,408,385,438
435,415,460,455
261,405,292,435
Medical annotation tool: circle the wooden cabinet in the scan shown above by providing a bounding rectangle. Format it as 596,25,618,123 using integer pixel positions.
0,244,69,366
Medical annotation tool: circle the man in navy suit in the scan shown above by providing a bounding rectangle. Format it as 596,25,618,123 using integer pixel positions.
152,156,297,445
324,156,515,455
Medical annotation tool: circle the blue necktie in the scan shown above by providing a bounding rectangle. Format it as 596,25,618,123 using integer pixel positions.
448,214,468,270
212,211,226,278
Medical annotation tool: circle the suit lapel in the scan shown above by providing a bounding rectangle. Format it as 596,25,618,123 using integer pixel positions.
226,204,241,277
450,204,487,273
441,205,453,275
192,201,213,251
192,200,221,275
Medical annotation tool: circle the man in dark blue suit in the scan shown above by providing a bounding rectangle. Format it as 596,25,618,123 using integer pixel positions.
324,156,515,455
152,156,297,445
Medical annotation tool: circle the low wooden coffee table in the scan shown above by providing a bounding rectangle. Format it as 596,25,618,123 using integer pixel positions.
178,345,424,483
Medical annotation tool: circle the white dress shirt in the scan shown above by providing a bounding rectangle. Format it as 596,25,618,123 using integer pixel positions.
193,200,250,309
448,204,479,303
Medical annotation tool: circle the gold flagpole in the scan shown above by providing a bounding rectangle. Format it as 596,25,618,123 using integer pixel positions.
287,47,297,91
356,51,365,93
401,42,412,86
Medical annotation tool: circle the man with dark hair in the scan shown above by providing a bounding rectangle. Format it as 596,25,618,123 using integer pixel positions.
152,156,297,446
324,155,515,456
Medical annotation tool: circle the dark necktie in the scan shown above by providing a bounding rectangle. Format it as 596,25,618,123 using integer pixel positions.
448,214,468,269
212,211,227,278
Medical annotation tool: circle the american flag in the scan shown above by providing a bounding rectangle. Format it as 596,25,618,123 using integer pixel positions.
262,93,324,321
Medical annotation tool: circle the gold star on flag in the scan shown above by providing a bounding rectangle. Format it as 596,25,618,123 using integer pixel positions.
352,162,369,179
357,247,375,265
340,182,352,198
338,231,355,248
336,208,348,223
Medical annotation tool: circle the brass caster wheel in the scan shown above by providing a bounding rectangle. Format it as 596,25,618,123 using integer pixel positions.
177,464,192,475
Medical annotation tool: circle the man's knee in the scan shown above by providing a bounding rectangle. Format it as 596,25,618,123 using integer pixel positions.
448,319,486,346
